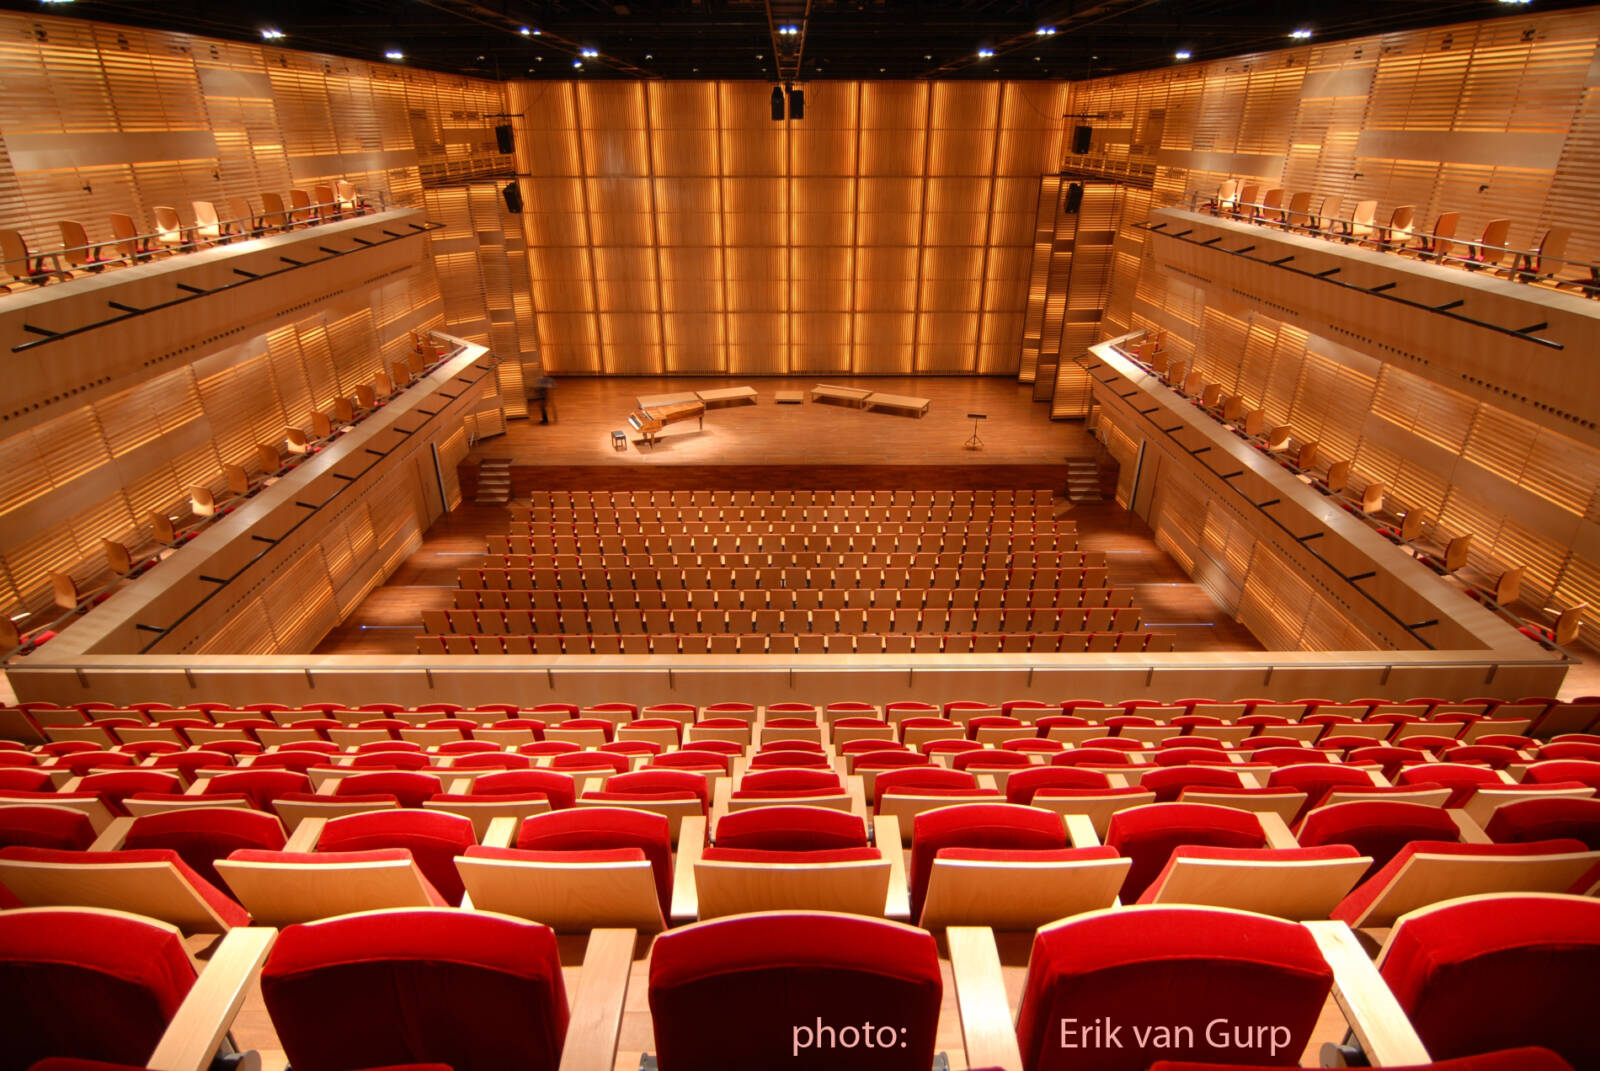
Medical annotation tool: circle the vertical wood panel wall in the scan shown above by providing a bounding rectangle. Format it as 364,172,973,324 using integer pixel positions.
506,79,1068,376
0,11,510,253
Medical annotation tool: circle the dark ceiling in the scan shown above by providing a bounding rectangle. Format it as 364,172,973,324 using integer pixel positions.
5,0,1594,81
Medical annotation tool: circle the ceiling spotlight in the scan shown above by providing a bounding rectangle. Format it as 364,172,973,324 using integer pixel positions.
978,48,994,59
39,0,73,5
1036,26,1056,35
573,60,583,67
520,27,531,35
581,48,598,57
644,53,653,59
923,53,932,60
779,24,800,35
385,50,404,60
1289,28,1313,39
260,28,285,40
1497,0,1532,4
1174,50,1192,60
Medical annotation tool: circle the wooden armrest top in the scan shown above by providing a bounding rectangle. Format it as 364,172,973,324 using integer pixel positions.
947,925,1024,1071
873,814,911,922
1305,920,1430,1067
148,926,277,1071
90,815,135,852
670,815,705,925
1063,813,1101,848
1447,809,1492,844
1258,811,1299,851
283,816,326,853
481,814,519,849
556,927,636,1071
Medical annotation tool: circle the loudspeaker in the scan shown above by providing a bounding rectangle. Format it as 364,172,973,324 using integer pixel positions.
502,180,523,213
771,85,786,121
788,87,804,120
1065,182,1083,214
1072,124,1093,154
494,123,515,154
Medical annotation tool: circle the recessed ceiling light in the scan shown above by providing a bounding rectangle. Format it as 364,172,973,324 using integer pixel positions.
779,24,800,35
385,50,404,60
573,60,582,67
1174,50,1192,60
644,53,653,59
581,48,598,58
520,27,531,35
1289,28,1313,39
978,48,994,59
1036,26,1056,36
261,28,285,40
1497,0,1531,5
39,0,73,5
923,53,932,60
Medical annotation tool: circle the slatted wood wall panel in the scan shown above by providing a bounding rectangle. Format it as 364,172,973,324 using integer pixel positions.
0,10,510,254
0,281,446,624
505,80,1067,376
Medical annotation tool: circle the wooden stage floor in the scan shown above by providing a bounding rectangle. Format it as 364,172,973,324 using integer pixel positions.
473,375,1092,469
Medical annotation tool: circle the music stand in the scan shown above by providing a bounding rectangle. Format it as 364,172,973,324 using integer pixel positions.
965,413,987,451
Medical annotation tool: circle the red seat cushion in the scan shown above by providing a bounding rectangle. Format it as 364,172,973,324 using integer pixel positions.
1331,839,1590,926
1105,804,1265,901
1484,797,1600,850
202,770,311,810
736,768,840,793
714,806,867,851
0,909,196,1071
471,770,576,808
603,770,710,810
0,846,249,927
333,772,442,808
317,810,476,906
1135,844,1363,904
1005,767,1111,805
515,808,672,913
1524,760,1600,790
1297,800,1460,879
909,804,1065,920
648,912,941,1071
936,845,1120,865
0,807,96,851
0,769,53,793
1396,764,1503,807
1015,906,1332,1071
121,807,286,889
261,908,568,1071
1381,895,1600,1068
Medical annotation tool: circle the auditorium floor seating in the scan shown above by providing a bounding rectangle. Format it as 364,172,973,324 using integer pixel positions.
1,694,1597,1069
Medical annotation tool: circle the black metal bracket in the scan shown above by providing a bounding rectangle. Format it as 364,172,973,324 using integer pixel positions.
1347,571,1376,582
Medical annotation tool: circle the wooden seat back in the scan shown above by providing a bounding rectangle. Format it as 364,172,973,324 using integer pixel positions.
1285,191,1312,228
58,219,94,269
223,463,251,496
103,539,134,576
226,197,255,237
152,206,183,247
260,191,289,230
190,487,217,517
50,572,80,610
108,212,142,259
288,188,314,225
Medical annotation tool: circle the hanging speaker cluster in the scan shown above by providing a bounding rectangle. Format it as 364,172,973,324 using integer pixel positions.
494,123,515,154
502,179,523,213
771,84,805,121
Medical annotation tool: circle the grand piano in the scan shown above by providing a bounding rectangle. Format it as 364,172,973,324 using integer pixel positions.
626,399,705,447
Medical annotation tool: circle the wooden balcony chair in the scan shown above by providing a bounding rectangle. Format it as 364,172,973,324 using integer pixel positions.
57,220,116,274
191,201,225,245
225,197,258,239
1,228,65,290
1231,184,1259,218
1520,603,1586,649
151,205,186,251
108,212,156,263
335,179,368,215
1459,218,1511,272
1208,178,1239,215
1255,187,1286,225
312,183,338,221
1373,204,1416,251
288,188,315,228
260,191,291,232
1408,211,1460,261
1284,191,1313,230
1310,194,1342,236
1512,226,1572,285
1341,199,1378,242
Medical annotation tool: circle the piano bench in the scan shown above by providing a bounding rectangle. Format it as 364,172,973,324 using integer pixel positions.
611,429,628,451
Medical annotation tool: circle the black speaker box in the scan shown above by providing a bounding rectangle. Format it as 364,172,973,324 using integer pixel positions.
1065,182,1084,214
495,123,515,154
502,180,523,213
1072,124,1093,154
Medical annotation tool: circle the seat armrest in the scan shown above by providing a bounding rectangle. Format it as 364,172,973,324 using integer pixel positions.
482,814,519,848
148,926,277,1071
1063,813,1100,848
1447,809,1492,844
947,925,1024,1071
557,927,635,1071
1303,920,1431,1067
670,815,705,925
846,774,868,817
1258,811,1299,850
872,814,911,922
283,816,327,852
90,815,135,852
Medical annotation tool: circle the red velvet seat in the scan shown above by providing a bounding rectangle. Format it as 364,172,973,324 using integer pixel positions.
747,750,830,769
0,846,250,928
736,768,841,794
333,772,442,809
1447,745,1521,770
1139,766,1244,803
909,803,1066,920
1330,838,1592,927
1145,1048,1574,1071
1297,800,1459,879
1485,797,1600,849
648,912,941,1071
951,748,1033,771
1015,906,1332,1071
1266,764,1377,821
120,807,286,889
1150,747,1234,767
1051,747,1132,766
1537,740,1600,762
1523,760,1600,790
0,807,96,851
1381,894,1600,1068
249,752,336,773
55,752,136,778
448,752,529,770
516,807,673,912
202,769,312,811
872,766,977,808
316,810,475,905
471,770,576,809
603,769,710,810
1396,763,1504,807
0,769,53,792
714,806,867,851
0,908,199,1071
1005,766,1111,805
551,717,616,742
75,771,182,815
548,751,629,773
1104,803,1266,901
347,751,431,771
261,908,570,1071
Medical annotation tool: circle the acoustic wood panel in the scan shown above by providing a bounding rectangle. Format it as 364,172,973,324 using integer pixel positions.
505,80,1068,376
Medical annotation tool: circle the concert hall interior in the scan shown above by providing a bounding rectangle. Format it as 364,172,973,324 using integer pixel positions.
1,1,1600,1069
